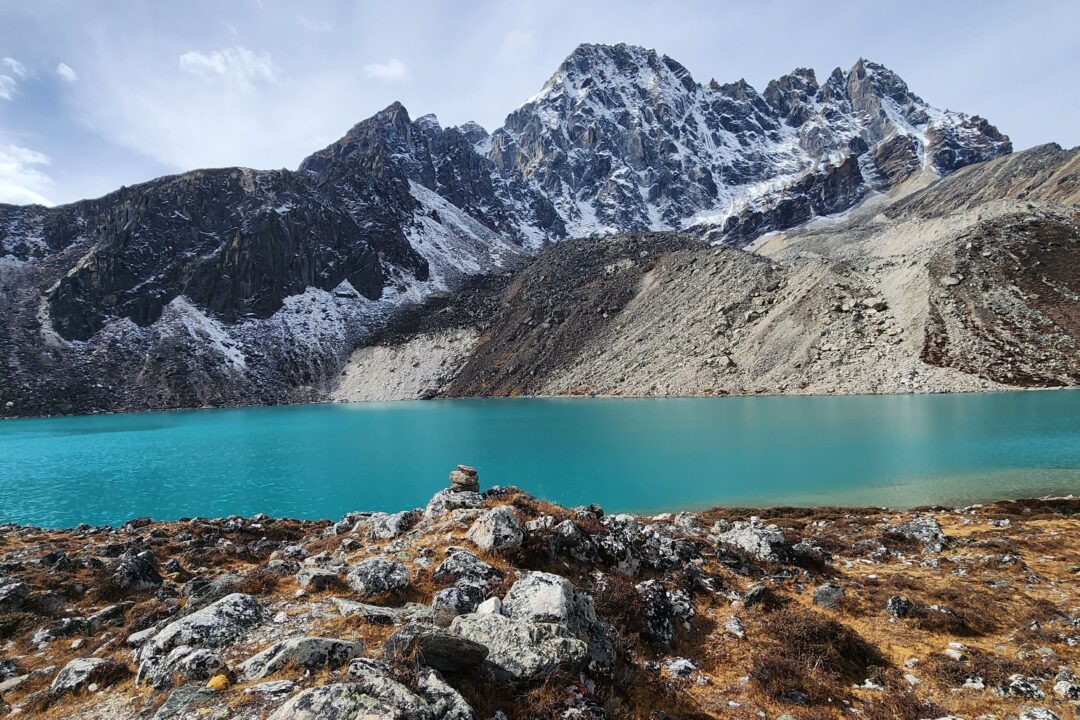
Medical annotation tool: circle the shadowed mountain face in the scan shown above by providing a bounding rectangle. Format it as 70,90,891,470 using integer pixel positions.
0,44,1022,416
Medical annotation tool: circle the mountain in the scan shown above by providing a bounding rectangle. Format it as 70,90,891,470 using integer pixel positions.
0,44,1032,416
333,143,1080,401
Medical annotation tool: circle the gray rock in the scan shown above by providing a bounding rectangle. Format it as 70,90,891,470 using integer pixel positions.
417,668,475,720
717,521,792,563
893,516,947,552
502,571,613,667
725,616,746,639
635,579,676,646
661,657,697,680
432,551,502,587
1019,710,1060,720
267,680,403,720
245,679,296,696
240,636,365,680
1000,674,1045,699
88,602,133,630
295,567,339,590
51,657,127,693
432,584,486,626
142,645,226,689
451,612,588,682
812,583,844,609
426,489,484,517
466,506,524,553
332,597,428,625
885,594,914,618
152,683,220,720
347,658,434,717
140,593,266,661
0,660,17,681
384,623,488,674
0,577,29,609
346,558,411,597
367,510,420,540
107,549,163,595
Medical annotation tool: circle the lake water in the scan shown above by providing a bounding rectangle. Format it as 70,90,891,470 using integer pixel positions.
1,391,1079,528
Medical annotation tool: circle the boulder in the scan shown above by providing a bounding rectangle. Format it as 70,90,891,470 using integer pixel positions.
636,579,676,646
0,577,29,608
1018,710,1060,720
812,583,844,609
332,598,428,625
346,658,436,717
466,506,524,553
432,585,486,626
426,489,484,517
502,571,613,667
432,551,502,587
885,594,914,618
346,558,410,597
716,521,792,563
51,657,128,694
107,549,163,595
140,593,266,662
267,682,401,720
152,683,220,720
295,567,339,590
143,646,226,689
893,516,947,552
450,612,589,682
240,637,365,680
384,623,488,674
416,668,475,720
367,510,420,540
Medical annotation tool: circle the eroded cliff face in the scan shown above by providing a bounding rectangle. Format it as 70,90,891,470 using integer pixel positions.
0,45,1028,416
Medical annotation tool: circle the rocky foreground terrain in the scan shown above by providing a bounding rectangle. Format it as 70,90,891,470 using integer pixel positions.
0,469,1077,719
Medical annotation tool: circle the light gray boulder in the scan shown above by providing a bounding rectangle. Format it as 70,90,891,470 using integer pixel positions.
347,659,434,717
716,521,792,563
417,668,475,720
240,636,365,680
501,571,613,666
426,489,484,517
332,598,428,625
346,558,410,597
51,657,127,693
267,681,403,720
450,612,588,682
432,585,486,626
367,510,420,540
465,506,523,553
812,583,845,609
139,593,266,662
142,645,226,689
295,567,339,590
893,516,948,552
152,683,220,720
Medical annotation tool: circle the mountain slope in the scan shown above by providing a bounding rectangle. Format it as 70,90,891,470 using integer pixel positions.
332,144,1080,401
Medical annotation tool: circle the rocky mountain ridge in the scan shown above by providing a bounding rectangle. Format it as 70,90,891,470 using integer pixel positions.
0,44,1032,416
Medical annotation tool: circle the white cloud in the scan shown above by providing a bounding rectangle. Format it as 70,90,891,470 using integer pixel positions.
55,62,79,82
178,47,279,91
1,57,28,78
297,15,333,34
362,58,408,83
0,144,54,206
0,75,16,100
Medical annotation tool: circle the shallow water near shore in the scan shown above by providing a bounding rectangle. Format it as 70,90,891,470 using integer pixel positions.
1,390,1079,527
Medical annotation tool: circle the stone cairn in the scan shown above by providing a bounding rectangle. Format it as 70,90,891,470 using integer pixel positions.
449,464,479,493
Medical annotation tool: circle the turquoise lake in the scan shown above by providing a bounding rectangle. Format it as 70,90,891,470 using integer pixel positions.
1,391,1079,528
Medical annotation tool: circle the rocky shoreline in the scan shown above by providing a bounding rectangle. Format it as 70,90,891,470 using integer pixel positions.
0,469,1077,719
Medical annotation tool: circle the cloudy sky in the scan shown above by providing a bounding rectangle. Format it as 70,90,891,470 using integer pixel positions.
1,0,1076,206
